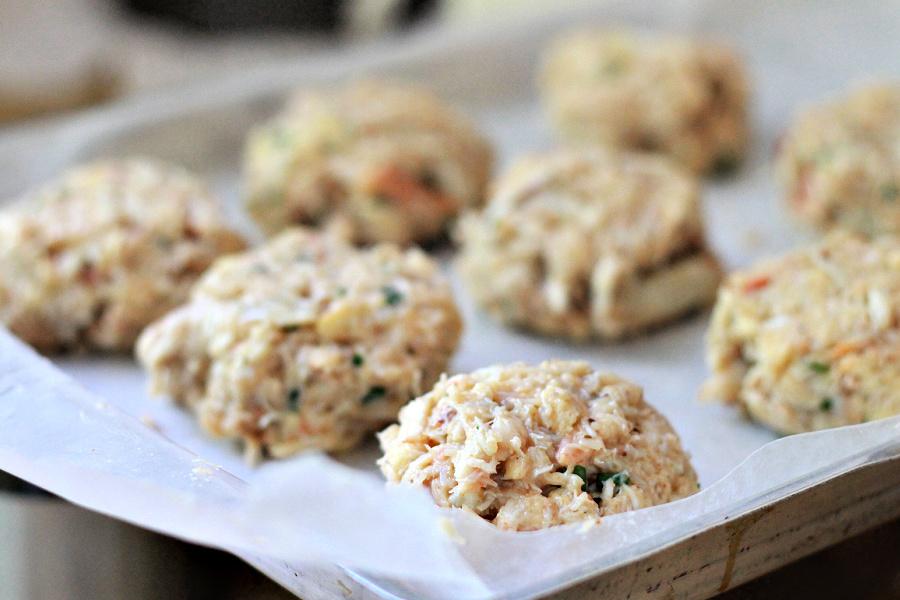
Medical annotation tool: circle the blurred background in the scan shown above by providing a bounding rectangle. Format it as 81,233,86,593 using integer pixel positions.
0,0,568,126
3,1,900,599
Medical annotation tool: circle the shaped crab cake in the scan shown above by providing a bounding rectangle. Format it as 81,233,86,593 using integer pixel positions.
0,159,245,353
137,228,462,460
243,81,494,246
778,83,900,236
540,29,750,175
703,231,900,434
378,361,698,531
456,150,722,340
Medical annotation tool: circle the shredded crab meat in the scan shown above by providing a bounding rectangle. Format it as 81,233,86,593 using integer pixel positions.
703,231,900,433
138,228,462,460
378,361,698,531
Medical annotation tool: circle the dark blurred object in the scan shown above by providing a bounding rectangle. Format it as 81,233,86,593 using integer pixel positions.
120,0,438,32
0,470,51,496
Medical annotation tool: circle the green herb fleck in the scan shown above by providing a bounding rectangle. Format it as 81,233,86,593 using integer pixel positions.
263,190,284,205
808,361,830,374
334,287,347,297
820,398,833,412
697,482,702,489
360,385,387,405
287,388,301,411
272,127,294,148
812,147,833,165
418,170,440,191
382,286,403,306
710,153,740,178
282,325,300,333
352,353,364,367
600,59,624,78
573,466,588,492
597,472,631,488
583,471,632,504
251,264,269,274
881,182,900,202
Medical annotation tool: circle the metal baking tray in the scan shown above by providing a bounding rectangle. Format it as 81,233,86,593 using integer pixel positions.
1,1,899,598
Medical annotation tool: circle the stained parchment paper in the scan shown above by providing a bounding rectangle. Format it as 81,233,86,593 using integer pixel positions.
1,1,900,599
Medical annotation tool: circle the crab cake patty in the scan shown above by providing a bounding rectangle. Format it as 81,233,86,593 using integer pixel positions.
455,150,722,340
243,81,494,246
703,231,900,434
136,228,463,460
778,83,900,236
540,29,750,175
0,159,246,353
378,361,698,531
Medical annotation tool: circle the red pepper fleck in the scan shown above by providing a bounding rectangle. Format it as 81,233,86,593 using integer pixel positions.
78,264,100,286
743,275,771,293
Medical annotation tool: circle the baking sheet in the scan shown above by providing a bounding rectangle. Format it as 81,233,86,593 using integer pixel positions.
1,1,900,599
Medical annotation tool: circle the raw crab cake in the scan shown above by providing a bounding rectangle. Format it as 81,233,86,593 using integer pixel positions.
703,231,900,434
778,83,900,236
540,29,750,175
136,228,463,460
456,150,722,340
378,361,699,531
243,81,494,246
0,159,246,353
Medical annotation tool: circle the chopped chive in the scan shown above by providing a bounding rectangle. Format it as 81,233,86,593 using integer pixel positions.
604,60,624,77
418,170,440,191
812,147,833,164
272,128,293,148
573,466,588,492
597,472,631,487
360,385,387,405
287,388,301,411
263,190,284,205
881,182,900,202
334,287,347,297
710,153,740,178
808,361,830,374
282,325,300,333
382,286,403,306
820,398,833,412
352,353,364,367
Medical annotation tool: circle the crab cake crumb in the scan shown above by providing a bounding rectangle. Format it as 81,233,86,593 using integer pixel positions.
137,228,462,461
243,81,494,246
540,29,750,175
0,159,246,353
703,231,900,433
378,361,698,531
455,149,722,340
778,83,900,236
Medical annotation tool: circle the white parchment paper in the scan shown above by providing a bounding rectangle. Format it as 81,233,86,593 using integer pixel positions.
2,1,900,599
